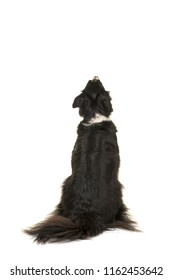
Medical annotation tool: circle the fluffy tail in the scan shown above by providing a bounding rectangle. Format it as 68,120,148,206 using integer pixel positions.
24,210,139,244
24,213,106,244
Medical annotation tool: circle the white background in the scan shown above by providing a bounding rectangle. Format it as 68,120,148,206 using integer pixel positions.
0,0,173,279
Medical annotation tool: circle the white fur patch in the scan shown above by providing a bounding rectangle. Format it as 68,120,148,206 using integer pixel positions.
83,114,110,126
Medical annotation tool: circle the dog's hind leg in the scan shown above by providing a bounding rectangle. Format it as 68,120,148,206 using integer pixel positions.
107,204,139,231
55,203,64,215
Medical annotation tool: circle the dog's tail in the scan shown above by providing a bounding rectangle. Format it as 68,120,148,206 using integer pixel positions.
24,208,139,243
24,213,106,244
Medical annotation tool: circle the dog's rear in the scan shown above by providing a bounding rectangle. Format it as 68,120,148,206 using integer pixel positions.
24,77,138,243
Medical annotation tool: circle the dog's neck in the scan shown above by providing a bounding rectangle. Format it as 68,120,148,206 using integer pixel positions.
83,113,110,126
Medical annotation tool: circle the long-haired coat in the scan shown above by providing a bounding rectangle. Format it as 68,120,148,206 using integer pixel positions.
24,77,138,243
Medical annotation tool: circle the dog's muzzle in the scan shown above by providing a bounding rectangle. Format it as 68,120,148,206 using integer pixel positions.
93,76,100,81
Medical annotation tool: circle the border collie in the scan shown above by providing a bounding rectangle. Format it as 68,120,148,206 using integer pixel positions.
24,76,138,243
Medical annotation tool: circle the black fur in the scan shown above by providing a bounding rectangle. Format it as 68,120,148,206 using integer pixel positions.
24,77,138,243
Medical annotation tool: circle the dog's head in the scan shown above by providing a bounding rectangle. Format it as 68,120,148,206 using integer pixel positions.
72,77,113,121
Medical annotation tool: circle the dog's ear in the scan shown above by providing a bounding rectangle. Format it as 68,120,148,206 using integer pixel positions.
102,98,113,113
72,94,83,108
99,93,113,114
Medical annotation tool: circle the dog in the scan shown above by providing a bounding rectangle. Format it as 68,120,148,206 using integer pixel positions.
24,76,138,243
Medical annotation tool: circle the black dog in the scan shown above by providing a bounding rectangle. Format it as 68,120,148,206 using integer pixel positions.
24,77,138,243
